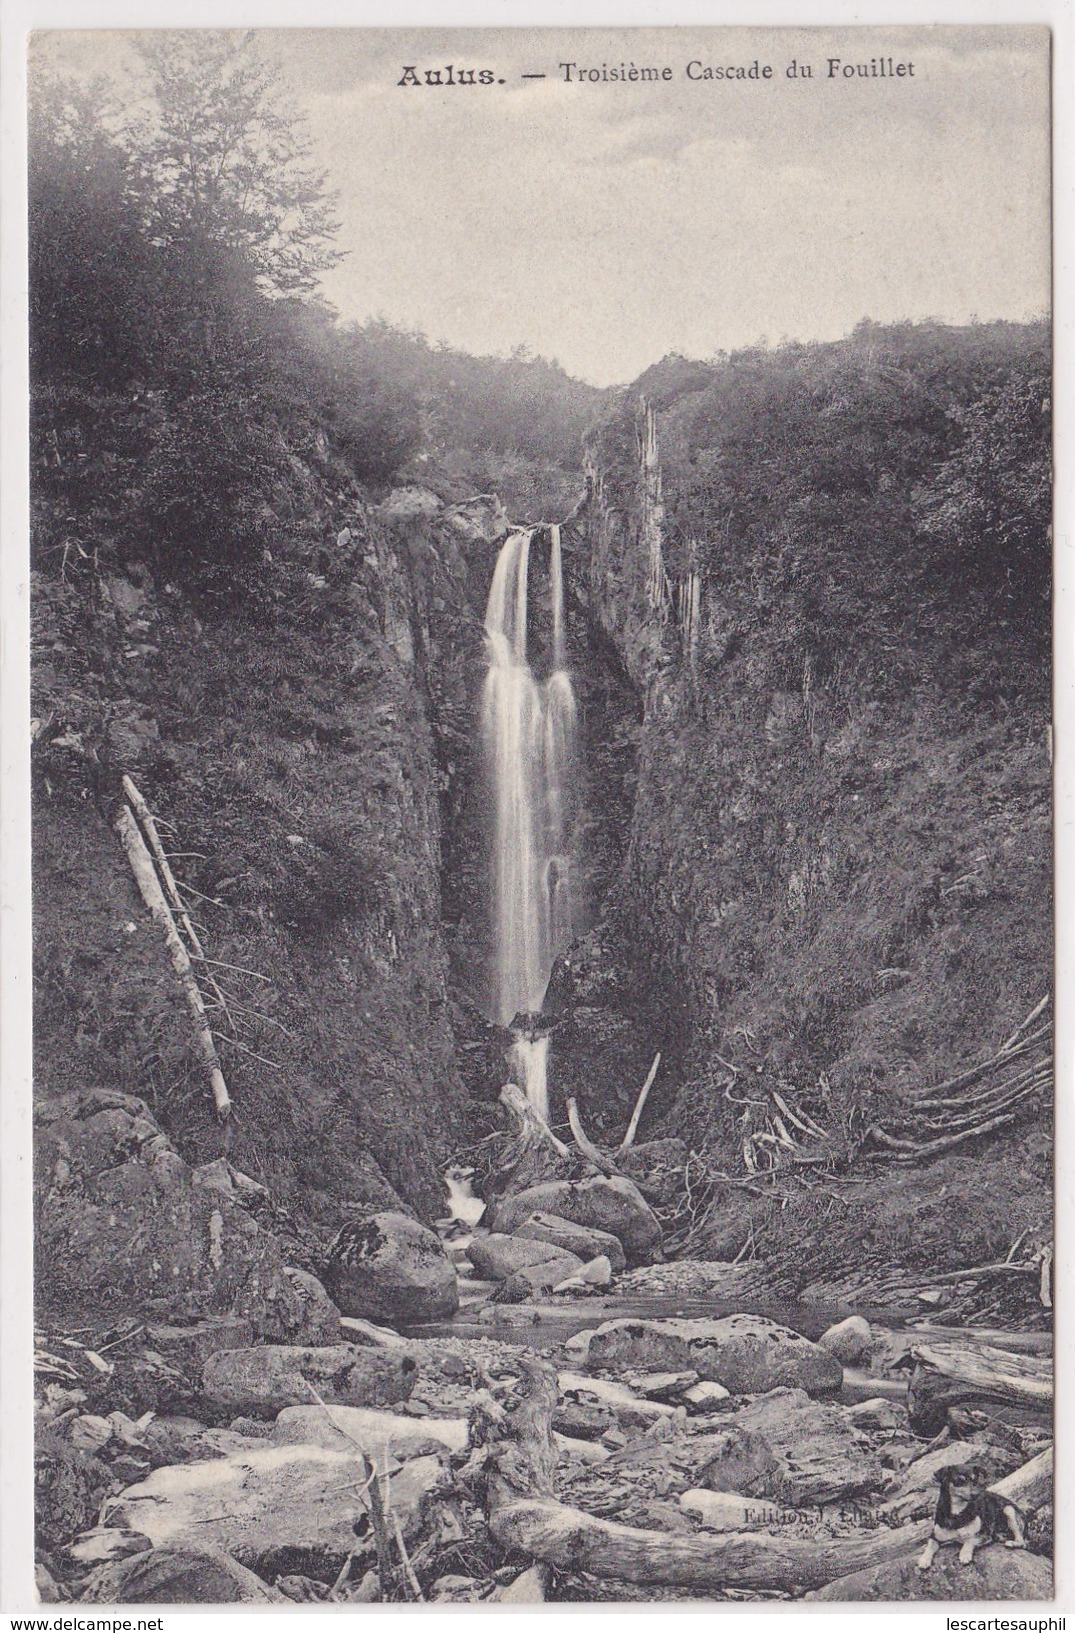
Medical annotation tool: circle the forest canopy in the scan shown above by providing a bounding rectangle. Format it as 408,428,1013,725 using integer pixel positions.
645,319,1052,700
28,32,1049,655
28,35,601,598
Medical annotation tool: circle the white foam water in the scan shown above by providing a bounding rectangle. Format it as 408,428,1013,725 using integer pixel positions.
482,524,577,1112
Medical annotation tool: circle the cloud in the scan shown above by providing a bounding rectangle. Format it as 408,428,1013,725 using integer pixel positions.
34,24,1050,385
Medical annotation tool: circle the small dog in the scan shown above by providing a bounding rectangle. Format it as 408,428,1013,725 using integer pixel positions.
917,1463,1027,1570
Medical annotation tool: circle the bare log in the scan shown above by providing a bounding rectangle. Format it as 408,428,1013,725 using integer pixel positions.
907,1339,1052,1435
122,775,204,955
911,1341,1052,1407
481,1357,929,1593
617,1052,661,1155
990,1446,1053,1511
116,804,231,1121
566,1097,621,1176
123,775,241,1038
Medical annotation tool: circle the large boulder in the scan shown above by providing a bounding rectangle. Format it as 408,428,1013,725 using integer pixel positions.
489,1177,661,1265
271,1404,467,1457
807,1546,1052,1602
201,1344,416,1415
818,1316,874,1367
34,1090,286,1324
105,1446,447,1579
583,1315,843,1398
696,1388,883,1506
143,1317,253,1373
250,1267,342,1347
324,1212,458,1324
512,1211,627,1272
84,1544,280,1604
467,1233,584,1285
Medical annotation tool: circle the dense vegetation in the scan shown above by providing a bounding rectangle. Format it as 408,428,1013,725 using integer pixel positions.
28,34,600,607
651,321,1051,702
570,322,1051,1269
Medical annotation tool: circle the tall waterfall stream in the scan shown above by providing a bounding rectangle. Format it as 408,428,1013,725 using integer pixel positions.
482,524,577,1118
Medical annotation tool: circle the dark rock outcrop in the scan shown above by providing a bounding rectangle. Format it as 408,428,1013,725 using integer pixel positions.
34,1090,284,1321
324,1211,458,1324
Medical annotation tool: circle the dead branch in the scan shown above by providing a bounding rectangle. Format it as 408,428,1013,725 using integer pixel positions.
999,994,1050,1054
771,1088,828,1143
865,1112,1022,1161
123,776,203,954
391,1512,424,1602
116,804,231,1121
926,1260,1042,1286
123,774,241,1034
910,1057,1050,1114
617,1052,661,1155
566,1097,621,1176
907,1023,1050,1105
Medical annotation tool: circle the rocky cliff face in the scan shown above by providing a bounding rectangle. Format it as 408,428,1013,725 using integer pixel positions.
549,391,1052,1237
31,487,516,1234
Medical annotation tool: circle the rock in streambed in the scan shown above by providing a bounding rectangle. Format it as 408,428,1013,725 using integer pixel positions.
324,1211,458,1323
201,1343,416,1415
579,1314,844,1398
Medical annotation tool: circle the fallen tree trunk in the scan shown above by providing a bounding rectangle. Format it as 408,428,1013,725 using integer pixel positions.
122,775,204,955
991,1446,1053,1511
479,1358,930,1593
116,804,231,1121
912,1341,1052,1406
907,1340,1052,1435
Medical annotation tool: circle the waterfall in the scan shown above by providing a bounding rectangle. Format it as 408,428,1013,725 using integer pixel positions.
482,524,577,1116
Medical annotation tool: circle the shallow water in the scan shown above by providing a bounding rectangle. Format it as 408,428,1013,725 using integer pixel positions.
405,1289,894,1348
404,1286,1054,1353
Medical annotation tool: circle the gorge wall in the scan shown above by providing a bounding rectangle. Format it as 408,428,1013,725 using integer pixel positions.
32,323,1052,1292
545,371,1051,1278
31,483,513,1228
31,467,641,1240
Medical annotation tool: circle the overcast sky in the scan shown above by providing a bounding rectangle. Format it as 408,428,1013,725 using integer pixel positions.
35,25,1051,386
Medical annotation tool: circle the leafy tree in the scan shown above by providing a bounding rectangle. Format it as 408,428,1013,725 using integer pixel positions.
135,31,341,297
28,71,154,388
912,360,1051,626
